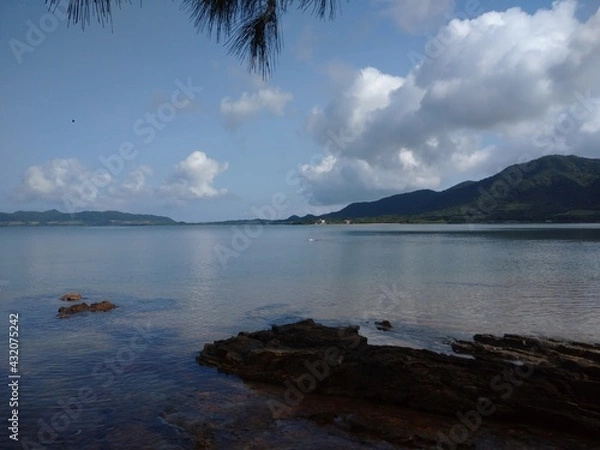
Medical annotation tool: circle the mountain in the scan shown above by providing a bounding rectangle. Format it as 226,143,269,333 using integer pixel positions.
286,155,600,223
0,210,179,226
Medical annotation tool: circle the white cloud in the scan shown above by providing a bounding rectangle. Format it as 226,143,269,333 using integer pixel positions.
308,67,406,144
300,155,337,176
16,158,81,201
300,1,600,206
380,0,455,34
15,158,112,209
15,152,229,211
159,151,228,201
299,153,441,206
220,87,293,130
15,159,157,210
110,165,154,198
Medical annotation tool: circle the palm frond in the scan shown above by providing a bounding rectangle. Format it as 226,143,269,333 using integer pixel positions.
227,0,280,77
180,0,245,42
45,0,346,77
45,0,133,30
296,0,340,20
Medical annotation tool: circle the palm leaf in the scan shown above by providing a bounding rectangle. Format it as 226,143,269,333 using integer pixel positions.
46,0,134,30
45,0,345,77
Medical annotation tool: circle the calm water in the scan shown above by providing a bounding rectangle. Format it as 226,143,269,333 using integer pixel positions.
1,224,599,448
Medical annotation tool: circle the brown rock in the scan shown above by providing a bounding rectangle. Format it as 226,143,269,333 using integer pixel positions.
58,300,116,317
60,292,83,301
89,300,117,312
58,302,90,317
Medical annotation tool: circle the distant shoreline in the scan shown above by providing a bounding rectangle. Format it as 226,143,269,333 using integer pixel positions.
3,219,600,227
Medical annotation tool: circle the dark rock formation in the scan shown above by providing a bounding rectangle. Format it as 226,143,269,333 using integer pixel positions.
374,320,392,331
58,303,90,316
167,376,600,450
60,292,83,301
198,319,600,439
89,300,117,312
58,300,117,317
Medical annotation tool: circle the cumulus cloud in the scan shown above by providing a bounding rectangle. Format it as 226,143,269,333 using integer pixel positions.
15,158,113,209
16,158,84,201
220,87,293,130
16,159,157,210
110,165,154,199
15,152,229,211
380,0,455,34
159,151,228,201
300,1,600,206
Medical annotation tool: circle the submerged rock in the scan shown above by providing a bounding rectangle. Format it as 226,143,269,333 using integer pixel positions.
89,300,117,312
198,319,600,440
169,377,599,450
58,300,117,317
374,320,392,331
60,292,83,301
58,302,90,316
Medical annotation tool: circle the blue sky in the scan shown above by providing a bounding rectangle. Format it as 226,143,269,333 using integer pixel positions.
1,0,599,221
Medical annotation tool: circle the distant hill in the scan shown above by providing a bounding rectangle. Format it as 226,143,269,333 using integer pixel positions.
284,155,600,223
0,210,179,226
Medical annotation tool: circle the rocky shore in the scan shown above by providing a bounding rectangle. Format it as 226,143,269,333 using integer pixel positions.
196,319,600,449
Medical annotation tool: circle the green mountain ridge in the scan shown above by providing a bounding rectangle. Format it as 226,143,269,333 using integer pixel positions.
285,155,600,223
0,209,179,226
3,155,599,226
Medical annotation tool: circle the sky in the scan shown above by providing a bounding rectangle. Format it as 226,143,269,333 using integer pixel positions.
1,0,599,222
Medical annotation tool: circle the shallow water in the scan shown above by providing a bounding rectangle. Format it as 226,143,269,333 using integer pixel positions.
1,224,599,448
